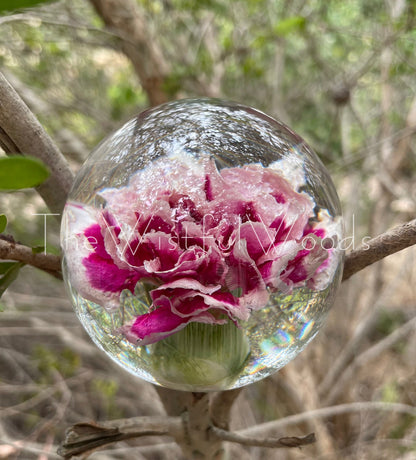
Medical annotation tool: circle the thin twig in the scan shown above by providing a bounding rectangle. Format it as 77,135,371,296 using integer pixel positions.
342,219,416,280
0,386,58,417
0,439,61,459
211,427,315,449
239,402,416,437
323,315,416,406
30,371,72,441
319,260,412,398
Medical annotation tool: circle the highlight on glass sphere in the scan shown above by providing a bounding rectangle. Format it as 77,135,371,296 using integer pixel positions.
60,98,343,391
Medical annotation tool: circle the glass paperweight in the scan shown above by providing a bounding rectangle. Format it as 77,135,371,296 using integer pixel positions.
60,98,343,391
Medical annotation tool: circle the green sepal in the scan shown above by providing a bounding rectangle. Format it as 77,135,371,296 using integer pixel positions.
150,321,250,391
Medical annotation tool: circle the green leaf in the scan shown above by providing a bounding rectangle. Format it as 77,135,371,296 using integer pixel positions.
0,0,54,14
273,16,306,37
0,214,6,233
0,262,24,298
0,262,16,274
0,157,49,190
31,246,45,254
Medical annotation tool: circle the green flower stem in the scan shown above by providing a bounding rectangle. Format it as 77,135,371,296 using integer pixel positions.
150,321,250,391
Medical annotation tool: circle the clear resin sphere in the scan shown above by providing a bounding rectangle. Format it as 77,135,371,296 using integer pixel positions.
61,98,343,391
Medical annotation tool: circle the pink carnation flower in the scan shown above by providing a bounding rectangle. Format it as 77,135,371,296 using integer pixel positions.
62,158,338,345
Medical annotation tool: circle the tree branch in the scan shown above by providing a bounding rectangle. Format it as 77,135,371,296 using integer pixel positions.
211,427,315,449
2,70,88,163
2,216,413,292
342,218,416,281
176,392,225,460
57,404,316,459
0,215,415,306
0,237,61,278
154,387,192,417
58,417,182,459
89,0,170,106
210,388,243,430
0,71,74,214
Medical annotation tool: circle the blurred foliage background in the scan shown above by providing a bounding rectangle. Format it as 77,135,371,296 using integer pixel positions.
0,0,416,458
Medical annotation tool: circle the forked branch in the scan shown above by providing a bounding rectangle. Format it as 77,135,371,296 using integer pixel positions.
58,410,315,459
